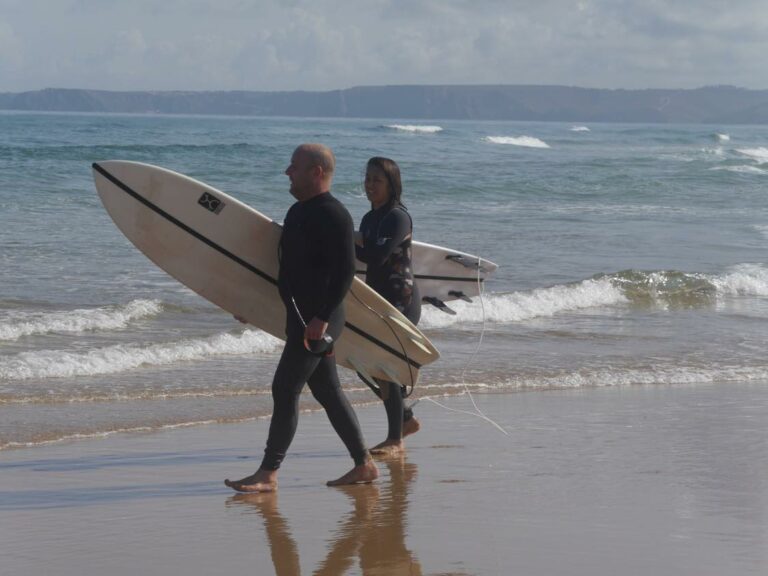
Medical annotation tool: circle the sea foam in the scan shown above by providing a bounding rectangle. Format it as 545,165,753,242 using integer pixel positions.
0,299,163,341
421,265,768,328
421,278,626,328
711,264,768,297
385,124,443,133
485,136,550,148
570,126,590,132
710,165,766,175
736,147,768,163
504,364,768,390
0,329,282,380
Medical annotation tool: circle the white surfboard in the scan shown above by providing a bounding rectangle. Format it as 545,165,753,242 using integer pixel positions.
356,242,497,315
92,161,439,388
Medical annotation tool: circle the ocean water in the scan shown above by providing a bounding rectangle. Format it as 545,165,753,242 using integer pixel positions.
1,112,767,450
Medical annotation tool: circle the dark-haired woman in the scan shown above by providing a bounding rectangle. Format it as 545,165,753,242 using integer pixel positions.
355,157,421,455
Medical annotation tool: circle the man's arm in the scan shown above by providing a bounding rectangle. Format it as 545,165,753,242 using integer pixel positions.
315,202,356,323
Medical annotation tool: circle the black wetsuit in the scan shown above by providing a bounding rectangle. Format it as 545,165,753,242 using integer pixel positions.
261,192,368,471
355,203,421,439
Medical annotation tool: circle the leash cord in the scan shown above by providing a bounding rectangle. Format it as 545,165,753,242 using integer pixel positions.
409,256,508,436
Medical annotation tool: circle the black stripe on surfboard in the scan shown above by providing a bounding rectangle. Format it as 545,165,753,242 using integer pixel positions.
355,270,484,283
93,162,278,287
414,274,484,283
93,162,422,370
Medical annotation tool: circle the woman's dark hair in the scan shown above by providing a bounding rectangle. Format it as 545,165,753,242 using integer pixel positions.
367,156,403,209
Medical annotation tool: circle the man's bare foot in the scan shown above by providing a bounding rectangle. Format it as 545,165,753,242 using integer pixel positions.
403,416,421,438
326,458,379,486
369,439,405,456
224,469,278,493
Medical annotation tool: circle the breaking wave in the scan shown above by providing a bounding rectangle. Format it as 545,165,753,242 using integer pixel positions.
736,147,768,163
385,124,443,133
710,263,768,297
0,299,163,341
0,329,282,380
421,264,768,328
485,136,550,148
710,165,767,175
502,363,768,390
421,277,626,328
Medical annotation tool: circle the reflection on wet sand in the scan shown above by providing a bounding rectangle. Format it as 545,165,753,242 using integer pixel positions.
227,457,421,575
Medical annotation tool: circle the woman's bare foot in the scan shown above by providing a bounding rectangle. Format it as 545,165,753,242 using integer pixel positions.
224,469,278,493
369,439,405,456
403,416,421,438
326,458,379,486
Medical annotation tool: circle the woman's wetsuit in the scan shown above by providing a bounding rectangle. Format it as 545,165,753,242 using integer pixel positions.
355,203,421,440
261,192,368,471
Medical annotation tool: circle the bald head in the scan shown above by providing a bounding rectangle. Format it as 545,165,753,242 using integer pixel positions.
296,143,335,176
286,143,336,201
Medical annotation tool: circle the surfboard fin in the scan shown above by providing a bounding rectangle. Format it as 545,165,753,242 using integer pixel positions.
347,357,381,396
446,254,490,272
378,365,404,388
422,296,457,315
449,290,473,303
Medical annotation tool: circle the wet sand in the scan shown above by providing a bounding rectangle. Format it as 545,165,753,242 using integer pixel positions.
2,382,767,575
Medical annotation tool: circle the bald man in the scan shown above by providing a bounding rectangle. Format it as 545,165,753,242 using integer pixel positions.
226,144,378,492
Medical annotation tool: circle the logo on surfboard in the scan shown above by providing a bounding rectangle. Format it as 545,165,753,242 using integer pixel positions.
198,192,225,214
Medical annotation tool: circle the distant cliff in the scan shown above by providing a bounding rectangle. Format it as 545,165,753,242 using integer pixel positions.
2,85,768,124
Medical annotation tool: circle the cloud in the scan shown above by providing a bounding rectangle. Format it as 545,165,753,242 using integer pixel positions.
0,20,24,73
1,0,767,92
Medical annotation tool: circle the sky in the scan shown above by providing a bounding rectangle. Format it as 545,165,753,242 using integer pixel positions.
1,0,767,93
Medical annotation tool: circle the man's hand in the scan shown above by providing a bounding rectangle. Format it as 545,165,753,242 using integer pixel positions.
304,317,329,341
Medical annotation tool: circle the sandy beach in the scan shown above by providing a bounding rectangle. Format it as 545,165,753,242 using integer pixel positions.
2,383,767,576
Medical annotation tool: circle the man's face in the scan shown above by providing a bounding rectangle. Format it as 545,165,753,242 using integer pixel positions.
285,150,316,200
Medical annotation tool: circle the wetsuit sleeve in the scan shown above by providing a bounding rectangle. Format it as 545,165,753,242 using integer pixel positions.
356,208,411,268
316,203,356,322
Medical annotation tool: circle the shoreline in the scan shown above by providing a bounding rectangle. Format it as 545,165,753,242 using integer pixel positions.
2,382,767,575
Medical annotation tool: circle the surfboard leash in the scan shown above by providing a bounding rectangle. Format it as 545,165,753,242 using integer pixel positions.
351,254,507,436
410,256,509,436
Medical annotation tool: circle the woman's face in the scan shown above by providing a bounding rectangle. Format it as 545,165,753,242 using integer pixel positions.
364,164,390,209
